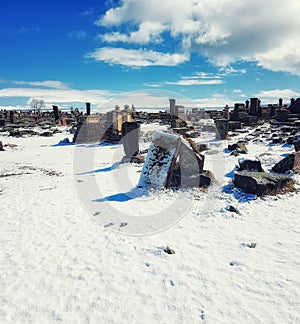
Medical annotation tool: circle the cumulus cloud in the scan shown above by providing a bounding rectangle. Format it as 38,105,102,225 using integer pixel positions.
86,47,189,67
96,0,300,75
255,89,300,102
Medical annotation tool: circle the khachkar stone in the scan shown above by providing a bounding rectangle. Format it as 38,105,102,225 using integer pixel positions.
214,119,229,140
73,115,104,144
138,131,205,190
121,121,141,157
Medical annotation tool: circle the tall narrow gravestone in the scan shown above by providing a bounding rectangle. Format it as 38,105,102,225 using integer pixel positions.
121,121,141,157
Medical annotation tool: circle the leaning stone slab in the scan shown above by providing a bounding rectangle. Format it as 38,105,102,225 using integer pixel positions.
234,171,293,196
138,131,205,190
138,132,180,189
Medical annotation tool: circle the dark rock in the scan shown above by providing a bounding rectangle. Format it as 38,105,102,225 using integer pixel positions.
0,141,4,151
272,137,283,144
238,159,263,172
199,170,215,188
9,130,22,137
287,136,294,145
164,246,175,255
230,150,240,156
40,131,53,137
227,205,240,214
272,154,295,173
294,139,300,152
197,143,209,152
228,142,248,154
234,171,294,196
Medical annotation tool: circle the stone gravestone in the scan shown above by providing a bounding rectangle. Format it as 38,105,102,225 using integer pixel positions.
121,121,141,157
73,115,104,144
215,119,229,140
138,131,205,190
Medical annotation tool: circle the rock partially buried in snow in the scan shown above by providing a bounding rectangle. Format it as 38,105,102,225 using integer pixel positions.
272,153,300,174
163,246,175,255
0,141,4,151
238,158,263,172
234,171,294,196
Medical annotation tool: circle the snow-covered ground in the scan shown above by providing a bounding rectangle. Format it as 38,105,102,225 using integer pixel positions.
0,124,299,323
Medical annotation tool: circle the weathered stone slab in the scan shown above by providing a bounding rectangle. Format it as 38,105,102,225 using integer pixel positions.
121,121,140,157
138,132,180,189
234,171,293,196
138,131,206,190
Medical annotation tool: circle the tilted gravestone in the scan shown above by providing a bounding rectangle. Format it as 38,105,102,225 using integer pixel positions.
138,131,205,190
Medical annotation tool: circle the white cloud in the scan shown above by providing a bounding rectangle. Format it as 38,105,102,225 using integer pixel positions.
11,80,69,89
0,87,118,107
255,89,300,102
102,22,165,44
86,47,189,67
96,0,300,75
165,79,223,86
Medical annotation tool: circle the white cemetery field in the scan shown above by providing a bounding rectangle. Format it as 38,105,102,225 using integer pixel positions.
0,122,300,323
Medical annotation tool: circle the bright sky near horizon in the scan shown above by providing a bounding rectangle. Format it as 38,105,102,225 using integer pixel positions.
1,0,300,111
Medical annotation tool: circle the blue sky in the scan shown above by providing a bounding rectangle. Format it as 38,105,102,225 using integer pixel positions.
1,0,300,111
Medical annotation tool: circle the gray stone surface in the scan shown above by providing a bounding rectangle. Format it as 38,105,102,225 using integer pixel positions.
234,171,293,196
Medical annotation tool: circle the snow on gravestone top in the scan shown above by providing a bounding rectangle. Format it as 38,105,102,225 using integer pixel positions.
138,131,180,189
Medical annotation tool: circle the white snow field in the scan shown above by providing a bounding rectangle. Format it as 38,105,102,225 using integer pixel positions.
0,124,300,323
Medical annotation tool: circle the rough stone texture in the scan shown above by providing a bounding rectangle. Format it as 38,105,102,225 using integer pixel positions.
234,171,293,196
272,154,295,173
74,115,104,144
238,159,263,172
139,131,206,190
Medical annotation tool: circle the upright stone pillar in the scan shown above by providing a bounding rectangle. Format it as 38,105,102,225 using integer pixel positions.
121,121,141,157
9,110,15,124
52,105,60,122
249,98,259,115
86,102,91,115
215,119,229,140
